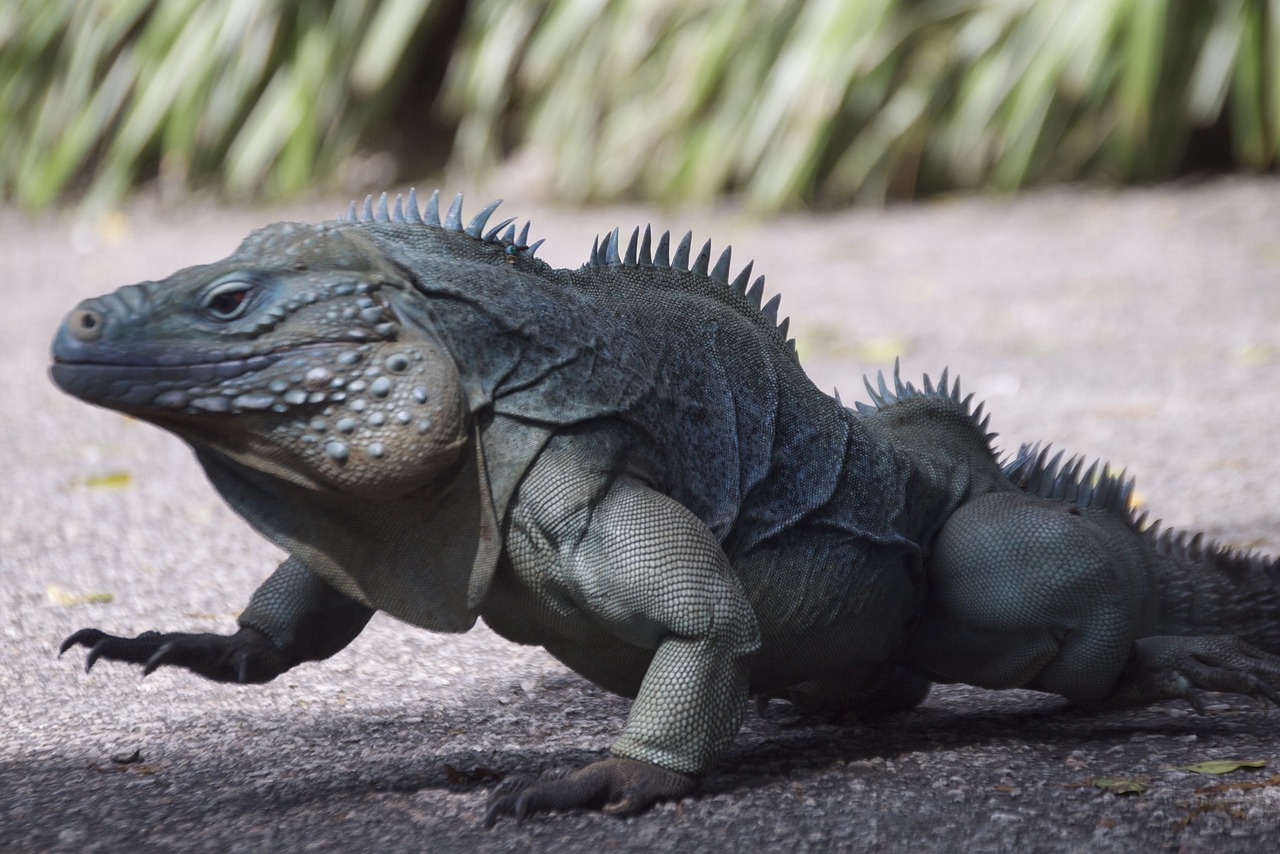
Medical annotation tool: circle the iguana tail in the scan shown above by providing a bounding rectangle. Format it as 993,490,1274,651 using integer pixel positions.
1003,443,1280,655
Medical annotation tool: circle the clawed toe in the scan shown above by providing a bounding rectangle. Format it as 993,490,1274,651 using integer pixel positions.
58,628,105,656
59,628,164,673
1104,635,1280,712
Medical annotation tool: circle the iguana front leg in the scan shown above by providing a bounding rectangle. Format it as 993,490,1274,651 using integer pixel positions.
485,474,761,822
60,556,374,683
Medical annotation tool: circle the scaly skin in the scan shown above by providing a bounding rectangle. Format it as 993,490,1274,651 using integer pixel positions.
52,190,1280,823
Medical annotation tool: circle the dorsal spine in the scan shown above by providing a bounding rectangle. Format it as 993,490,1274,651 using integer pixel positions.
852,358,996,443
1001,441,1280,583
340,189,546,258
585,225,796,355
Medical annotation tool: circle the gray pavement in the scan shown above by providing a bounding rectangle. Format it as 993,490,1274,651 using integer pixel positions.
3,178,1280,851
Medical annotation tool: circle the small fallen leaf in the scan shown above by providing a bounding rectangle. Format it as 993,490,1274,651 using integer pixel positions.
47,585,114,606
1176,759,1267,775
184,505,214,524
97,210,130,246
79,471,133,490
1237,344,1276,366
853,336,911,364
1092,778,1148,794
1195,773,1280,795
793,325,910,363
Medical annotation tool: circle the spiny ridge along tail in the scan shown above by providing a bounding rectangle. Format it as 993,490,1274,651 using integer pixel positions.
1001,442,1136,517
1003,441,1280,653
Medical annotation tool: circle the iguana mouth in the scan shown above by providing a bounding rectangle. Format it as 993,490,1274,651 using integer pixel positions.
49,351,285,410
49,339,362,397
51,351,278,375
50,337,401,417
50,337,353,369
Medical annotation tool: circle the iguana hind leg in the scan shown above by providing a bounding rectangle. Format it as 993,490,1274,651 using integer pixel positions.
60,556,373,683
908,490,1280,710
907,491,1143,700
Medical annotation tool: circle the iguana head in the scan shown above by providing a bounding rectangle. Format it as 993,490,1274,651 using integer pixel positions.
50,219,469,500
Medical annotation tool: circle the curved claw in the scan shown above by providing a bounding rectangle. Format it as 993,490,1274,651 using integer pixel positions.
484,791,534,827
59,627,104,656
1175,640,1280,710
483,776,535,827
1247,674,1280,707
142,642,179,677
1102,635,1280,713
1184,685,1208,716
483,757,695,826
61,628,166,673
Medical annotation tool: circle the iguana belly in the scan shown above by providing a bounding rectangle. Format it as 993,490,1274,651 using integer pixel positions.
480,528,922,698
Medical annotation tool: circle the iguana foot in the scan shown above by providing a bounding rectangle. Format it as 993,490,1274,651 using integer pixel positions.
1099,636,1280,713
483,757,695,825
59,626,289,683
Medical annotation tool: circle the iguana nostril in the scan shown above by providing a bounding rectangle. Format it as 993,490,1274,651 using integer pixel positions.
68,308,104,342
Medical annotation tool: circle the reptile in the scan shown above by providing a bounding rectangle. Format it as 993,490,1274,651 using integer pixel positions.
52,190,1280,823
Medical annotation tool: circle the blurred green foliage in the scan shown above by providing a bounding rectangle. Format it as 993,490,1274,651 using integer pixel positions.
0,0,451,209
2,0,1277,210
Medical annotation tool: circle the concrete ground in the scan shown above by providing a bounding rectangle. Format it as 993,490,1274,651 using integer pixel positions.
3,177,1279,852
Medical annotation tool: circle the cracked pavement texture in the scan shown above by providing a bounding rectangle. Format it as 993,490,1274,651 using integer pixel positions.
3,177,1280,852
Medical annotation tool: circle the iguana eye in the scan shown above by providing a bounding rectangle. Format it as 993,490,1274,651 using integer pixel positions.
202,281,256,320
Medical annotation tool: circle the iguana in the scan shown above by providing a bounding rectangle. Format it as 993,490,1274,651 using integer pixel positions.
52,190,1280,824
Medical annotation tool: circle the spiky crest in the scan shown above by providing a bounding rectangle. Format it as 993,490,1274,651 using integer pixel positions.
585,225,797,356
1001,443,1135,517
338,189,546,258
1001,442,1280,580
852,358,996,442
